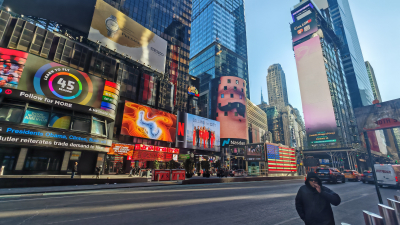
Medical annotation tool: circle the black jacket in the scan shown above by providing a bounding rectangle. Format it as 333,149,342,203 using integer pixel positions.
295,172,341,225
72,165,78,172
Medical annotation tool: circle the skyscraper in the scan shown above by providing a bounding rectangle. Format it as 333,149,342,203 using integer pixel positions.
365,61,382,102
291,0,358,149
261,87,267,104
189,0,250,117
267,64,289,110
104,0,192,113
313,0,374,108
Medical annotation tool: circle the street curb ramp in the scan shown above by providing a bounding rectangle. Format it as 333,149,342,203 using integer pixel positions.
182,176,304,185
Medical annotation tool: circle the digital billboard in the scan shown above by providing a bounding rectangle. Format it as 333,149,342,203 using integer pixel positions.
291,13,318,43
246,143,265,161
0,48,28,88
176,112,220,151
0,51,120,119
294,36,338,145
210,76,247,141
121,101,177,142
88,0,167,74
188,77,199,97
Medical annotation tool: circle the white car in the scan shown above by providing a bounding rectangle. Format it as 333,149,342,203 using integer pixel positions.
374,164,400,187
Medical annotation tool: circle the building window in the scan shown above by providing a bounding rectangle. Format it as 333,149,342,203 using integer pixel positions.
92,117,106,136
218,103,221,107
240,95,242,99
221,94,224,98
224,112,228,116
230,94,234,98
235,112,238,116
234,86,237,91
227,79,231,83
241,88,243,92
0,105,24,123
224,86,227,90
216,113,218,117
72,117,91,133
236,80,239,84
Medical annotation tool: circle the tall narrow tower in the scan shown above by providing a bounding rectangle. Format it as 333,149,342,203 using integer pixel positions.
267,64,288,110
365,61,382,102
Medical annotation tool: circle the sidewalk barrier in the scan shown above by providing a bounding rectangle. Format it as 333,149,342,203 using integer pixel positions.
378,204,398,225
388,198,400,223
363,210,384,225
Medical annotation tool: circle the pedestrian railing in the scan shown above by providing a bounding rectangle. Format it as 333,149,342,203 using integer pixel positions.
359,195,400,225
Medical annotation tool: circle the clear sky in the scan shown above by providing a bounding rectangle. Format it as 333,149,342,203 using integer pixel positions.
246,0,400,118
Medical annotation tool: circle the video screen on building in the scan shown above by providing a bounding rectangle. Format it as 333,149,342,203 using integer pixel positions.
294,36,338,145
0,48,28,88
176,112,220,151
188,77,199,97
121,101,177,142
210,76,247,141
88,0,167,74
245,143,265,161
291,13,318,43
0,48,120,119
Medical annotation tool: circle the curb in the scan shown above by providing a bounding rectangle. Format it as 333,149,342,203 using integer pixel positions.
0,182,180,197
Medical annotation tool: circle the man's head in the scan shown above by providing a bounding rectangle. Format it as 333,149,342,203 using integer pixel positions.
305,172,321,187
75,162,78,165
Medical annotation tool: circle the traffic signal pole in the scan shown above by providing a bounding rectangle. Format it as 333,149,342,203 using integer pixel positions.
363,131,383,204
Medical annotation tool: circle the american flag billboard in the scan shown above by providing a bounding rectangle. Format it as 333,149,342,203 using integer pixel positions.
267,144,296,172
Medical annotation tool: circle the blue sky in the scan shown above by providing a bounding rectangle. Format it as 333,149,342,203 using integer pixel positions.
246,0,400,117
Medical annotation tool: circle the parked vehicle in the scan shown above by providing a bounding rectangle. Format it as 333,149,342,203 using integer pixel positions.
374,164,400,187
316,168,346,184
344,170,362,181
361,171,375,184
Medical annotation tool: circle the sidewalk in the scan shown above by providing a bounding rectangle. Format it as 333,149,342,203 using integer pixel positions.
0,181,179,196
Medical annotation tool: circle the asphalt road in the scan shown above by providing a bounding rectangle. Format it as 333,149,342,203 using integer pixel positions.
0,179,398,225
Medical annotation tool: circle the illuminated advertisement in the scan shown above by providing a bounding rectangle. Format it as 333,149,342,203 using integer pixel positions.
294,36,338,145
245,143,265,161
0,51,120,119
88,0,167,73
188,77,199,97
210,76,247,141
22,109,49,126
291,13,318,43
107,143,135,156
267,144,296,172
0,48,28,88
176,112,220,151
121,101,177,142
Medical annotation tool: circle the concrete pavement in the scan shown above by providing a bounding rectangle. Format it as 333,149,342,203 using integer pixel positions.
0,179,398,225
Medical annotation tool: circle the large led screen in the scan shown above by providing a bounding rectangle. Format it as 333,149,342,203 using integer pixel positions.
246,143,265,161
88,0,167,73
291,13,318,43
211,76,247,141
121,101,177,142
176,112,220,151
294,36,338,145
0,48,28,88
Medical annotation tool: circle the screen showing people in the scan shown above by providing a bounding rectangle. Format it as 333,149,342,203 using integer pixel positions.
186,113,220,151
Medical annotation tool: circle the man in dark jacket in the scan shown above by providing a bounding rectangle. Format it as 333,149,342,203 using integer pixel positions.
295,172,341,225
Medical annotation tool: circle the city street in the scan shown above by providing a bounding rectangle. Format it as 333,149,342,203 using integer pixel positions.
0,179,398,225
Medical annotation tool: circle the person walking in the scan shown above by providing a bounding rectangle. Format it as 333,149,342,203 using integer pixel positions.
295,172,341,225
71,162,78,179
94,165,102,179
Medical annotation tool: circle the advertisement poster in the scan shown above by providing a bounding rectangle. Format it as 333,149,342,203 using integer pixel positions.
88,0,167,73
48,113,71,129
0,48,28,88
246,143,265,161
176,112,220,151
188,77,199,97
22,109,49,126
211,76,248,141
121,101,176,142
294,36,338,146
18,54,106,107
291,13,318,43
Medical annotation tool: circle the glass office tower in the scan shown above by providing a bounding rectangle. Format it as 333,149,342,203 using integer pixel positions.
325,0,374,108
104,0,192,113
189,0,249,117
